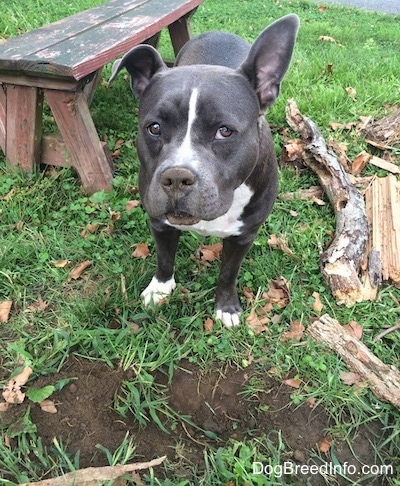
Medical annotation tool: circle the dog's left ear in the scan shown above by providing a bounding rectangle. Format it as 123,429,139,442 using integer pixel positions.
109,45,167,99
238,14,299,111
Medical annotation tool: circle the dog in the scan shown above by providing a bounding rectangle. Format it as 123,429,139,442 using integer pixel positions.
110,14,299,327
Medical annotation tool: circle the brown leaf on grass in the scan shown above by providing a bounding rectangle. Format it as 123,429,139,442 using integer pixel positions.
262,277,290,312
246,309,270,334
26,295,49,313
283,378,302,389
40,399,58,414
307,397,318,408
243,287,255,304
203,317,214,332
268,235,301,262
3,188,16,201
109,210,121,224
51,259,70,268
280,138,306,169
345,86,357,101
69,260,92,280
198,242,223,263
125,200,140,211
319,35,344,47
329,121,357,131
86,223,100,234
132,243,151,259
318,436,332,453
281,321,305,342
311,291,324,314
0,300,12,323
352,151,371,174
339,370,361,385
2,366,33,404
343,320,363,340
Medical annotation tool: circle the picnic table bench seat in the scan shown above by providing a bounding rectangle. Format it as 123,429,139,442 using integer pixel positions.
0,0,203,193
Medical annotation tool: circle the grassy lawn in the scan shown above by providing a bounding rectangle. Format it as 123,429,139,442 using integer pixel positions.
1,0,400,484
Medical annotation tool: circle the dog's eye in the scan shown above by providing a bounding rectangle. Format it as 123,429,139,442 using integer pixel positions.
147,123,161,136
215,126,233,139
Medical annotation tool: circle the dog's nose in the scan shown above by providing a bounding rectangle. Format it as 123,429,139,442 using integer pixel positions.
160,167,196,194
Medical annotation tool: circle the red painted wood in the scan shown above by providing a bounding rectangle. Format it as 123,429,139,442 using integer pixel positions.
0,0,204,81
0,85,6,152
5,86,43,171
45,89,113,193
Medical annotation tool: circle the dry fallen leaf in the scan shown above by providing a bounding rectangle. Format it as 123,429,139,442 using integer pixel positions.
318,35,344,47
199,242,223,263
246,309,270,334
311,291,324,314
262,277,290,312
109,210,121,224
2,366,33,404
268,235,301,262
339,370,361,385
345,86,357,101
203,317,214,332
281,321,305,342
40,399,58,414
86,222,100,233
51,259,70,268
0,300,12,323
318,436,332,453
26,295,49,313
132,243,151,259
125,200,140,211
343,320,363,340
69,260,92,280
283,378,302,389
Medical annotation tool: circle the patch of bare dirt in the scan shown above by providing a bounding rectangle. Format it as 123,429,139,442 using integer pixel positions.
1,357,391,484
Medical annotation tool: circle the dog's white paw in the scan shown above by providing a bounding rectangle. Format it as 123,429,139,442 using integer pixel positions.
216,309,241,328
141,276,176,306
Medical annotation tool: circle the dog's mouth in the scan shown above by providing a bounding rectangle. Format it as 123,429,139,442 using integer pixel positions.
166,212,201,226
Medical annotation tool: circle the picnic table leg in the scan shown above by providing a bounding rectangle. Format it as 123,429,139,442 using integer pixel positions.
168,11,195,55
45,88,113,194
0,84,6,153
4,84,43,171
83,69,103,106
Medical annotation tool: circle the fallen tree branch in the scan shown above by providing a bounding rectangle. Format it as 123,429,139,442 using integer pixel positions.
307,314,400,409
286,99,368,306
19,455,167,486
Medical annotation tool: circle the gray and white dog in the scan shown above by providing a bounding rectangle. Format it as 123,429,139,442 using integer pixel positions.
110,14,299,327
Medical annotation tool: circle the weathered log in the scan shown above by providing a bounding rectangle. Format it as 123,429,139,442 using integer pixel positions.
307,314,400,409
286,99,368,306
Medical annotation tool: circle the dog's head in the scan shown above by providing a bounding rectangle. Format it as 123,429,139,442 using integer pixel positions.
110,15,299,227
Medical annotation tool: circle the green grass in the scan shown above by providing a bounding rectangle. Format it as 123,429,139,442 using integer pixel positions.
1,0,400,484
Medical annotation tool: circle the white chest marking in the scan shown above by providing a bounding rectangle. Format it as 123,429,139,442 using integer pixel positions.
176,88,199,167
169,183,254,238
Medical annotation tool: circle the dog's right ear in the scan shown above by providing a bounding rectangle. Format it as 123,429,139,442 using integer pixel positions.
109,45,167,99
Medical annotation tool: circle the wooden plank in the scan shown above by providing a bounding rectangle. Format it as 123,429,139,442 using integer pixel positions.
0,84,6,153
0,0,203,81
5,85,43,171
44,89,113,193
168,12,194,56
0,0,147,60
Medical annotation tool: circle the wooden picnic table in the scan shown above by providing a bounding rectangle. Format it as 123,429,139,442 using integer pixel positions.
0,0,204,193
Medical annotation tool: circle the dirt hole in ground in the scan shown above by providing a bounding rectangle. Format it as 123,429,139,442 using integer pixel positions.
1,357,387,484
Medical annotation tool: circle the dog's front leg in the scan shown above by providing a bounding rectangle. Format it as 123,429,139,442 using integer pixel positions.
215,234,255,328
141,225,181,305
